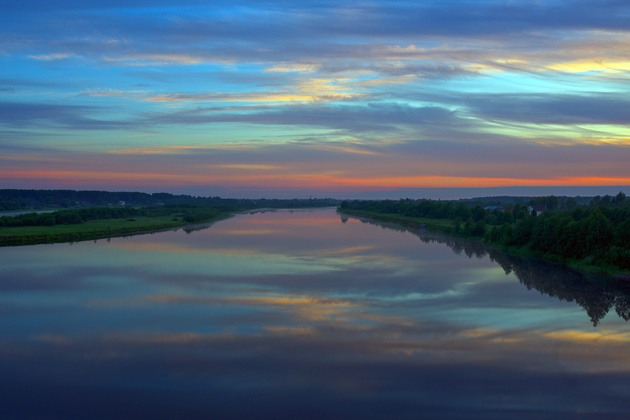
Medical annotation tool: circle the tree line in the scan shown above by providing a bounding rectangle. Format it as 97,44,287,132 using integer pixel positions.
1,206,150,227
0,194,343,228
412,225,630,326
0,189,340,211
339,192,630,271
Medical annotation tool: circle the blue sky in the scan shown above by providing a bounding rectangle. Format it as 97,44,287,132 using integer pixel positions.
1,0,629,197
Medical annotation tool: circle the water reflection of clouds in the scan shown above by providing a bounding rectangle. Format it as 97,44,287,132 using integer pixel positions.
0,268,87,292
3,208,630,418
145,293,359,324
213,228,283,235
113,241,258,256
245,216,340,226
113,285,630,376
12,318,630,377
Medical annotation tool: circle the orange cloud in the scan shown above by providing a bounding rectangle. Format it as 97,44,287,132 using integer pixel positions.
4,167,630,191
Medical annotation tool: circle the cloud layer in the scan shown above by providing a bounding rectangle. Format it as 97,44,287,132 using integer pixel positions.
1,0,629,196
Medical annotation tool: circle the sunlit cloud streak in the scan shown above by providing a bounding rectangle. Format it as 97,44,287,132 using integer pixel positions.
0,0,629,195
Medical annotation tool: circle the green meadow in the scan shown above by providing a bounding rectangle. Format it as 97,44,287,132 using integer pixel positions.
0,215,210,246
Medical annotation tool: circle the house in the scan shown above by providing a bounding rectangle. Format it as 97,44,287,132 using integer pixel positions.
527,205,547,216
484,206,505,212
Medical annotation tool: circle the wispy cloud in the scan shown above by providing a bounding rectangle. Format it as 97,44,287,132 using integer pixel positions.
1,0,629,194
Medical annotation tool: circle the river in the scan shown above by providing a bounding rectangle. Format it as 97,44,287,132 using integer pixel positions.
1,207,629,419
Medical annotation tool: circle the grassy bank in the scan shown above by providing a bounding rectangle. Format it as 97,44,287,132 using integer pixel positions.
0,213,230,247
339,208,629,277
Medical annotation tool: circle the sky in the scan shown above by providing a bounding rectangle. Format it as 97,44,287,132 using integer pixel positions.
1,0,629,199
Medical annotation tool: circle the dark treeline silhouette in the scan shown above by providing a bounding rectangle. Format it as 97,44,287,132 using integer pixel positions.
0,204,225,228
457,195,593,210
0,190,341,230
340,192,630,271
0,189,341,212
1,192,341,246
347,214,630,326
1,199,340,229
420,230,630,327
1,206,141,227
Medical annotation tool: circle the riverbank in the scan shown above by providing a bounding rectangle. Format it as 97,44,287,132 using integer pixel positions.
338,208,630,278
338,209,453,230
0,213,233,247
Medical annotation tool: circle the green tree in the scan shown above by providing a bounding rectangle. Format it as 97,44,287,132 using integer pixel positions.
586,208,614,254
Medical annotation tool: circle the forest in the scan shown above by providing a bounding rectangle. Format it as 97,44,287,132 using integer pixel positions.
0,203,227,228
339,192,630,272
0,189,340,212
0,190,340,246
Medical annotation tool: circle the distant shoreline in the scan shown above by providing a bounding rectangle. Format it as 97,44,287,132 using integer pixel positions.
0,206,338,247
338,208,629,279
0,212,233,247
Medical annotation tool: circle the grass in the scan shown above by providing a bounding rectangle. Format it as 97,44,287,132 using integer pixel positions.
0,213,229,246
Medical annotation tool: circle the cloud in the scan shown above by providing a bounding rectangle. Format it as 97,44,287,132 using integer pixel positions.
0,102,135,130
461,93,630,125
4,1,629,70
27,53,76,61
3,131,628,195
133,102,464,135
1,0,629,194
77,88,146,97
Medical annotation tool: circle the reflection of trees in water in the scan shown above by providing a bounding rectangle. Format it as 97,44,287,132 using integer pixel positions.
346,214,630,326
181,222,219,234
183,226,208,234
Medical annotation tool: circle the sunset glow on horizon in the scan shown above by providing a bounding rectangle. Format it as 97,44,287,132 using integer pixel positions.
2,1,629,198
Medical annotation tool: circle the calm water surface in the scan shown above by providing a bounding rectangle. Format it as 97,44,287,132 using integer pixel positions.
1,208,630,419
